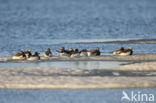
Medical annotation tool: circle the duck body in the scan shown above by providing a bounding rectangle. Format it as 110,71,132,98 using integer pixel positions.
119,51,132,56
12,52,26,60
119,48,133,56
44,53,52,57
44,48,52,57
70,53,79,58
27,56,40,60
58,47,71,57
113,47,133,56
59,50,71,57
80,52,88,56
27,52,40,60
12,55,26,60
87,48,100,56
70,49,80,58
24,50,32,58
113,47,124,55
87,51,96,56
59,52,71,57
80,49,88,57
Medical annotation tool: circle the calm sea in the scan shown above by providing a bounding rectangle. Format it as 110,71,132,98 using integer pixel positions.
0,89,156,103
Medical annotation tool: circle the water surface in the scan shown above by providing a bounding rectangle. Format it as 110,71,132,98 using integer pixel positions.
0,88,155,103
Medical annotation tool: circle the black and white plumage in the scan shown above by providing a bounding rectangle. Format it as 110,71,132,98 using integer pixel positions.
27,52,40,60
113,47,133,56
87,48,101,56
44,48,52,57
119,47,133,56
70,49,80,58
58,47,72,57
80,48,88,57
24,49,32,58
113,47,124,55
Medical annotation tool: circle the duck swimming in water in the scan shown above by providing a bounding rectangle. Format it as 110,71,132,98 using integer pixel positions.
70,49,80,58
87,48,101,56
119,47,133,56
58,47,71,57
12,51,26,60
27,52,40,60
113,47,124,55
44,48,52,57
80,48,88,56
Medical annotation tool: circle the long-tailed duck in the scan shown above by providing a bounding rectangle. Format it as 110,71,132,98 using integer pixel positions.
69,48,74,52
44,48,52,57
58,47,71,57
119,47,133,56
27,52,40,60
80,48,88,56
12,51,26,60
24,49,32,58
113,47,124,55
87,48,101,56
70,49,80,58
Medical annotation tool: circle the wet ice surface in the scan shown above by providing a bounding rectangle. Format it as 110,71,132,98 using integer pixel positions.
0,61,156,90
0,61,125,69
0,88,156,103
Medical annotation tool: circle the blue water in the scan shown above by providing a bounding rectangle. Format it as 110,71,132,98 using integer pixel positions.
0,0,156,57
0,89,156,103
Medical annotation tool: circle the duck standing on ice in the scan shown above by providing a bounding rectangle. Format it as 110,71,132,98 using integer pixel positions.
80,48,88,56
27,52,40,60
12,51,26,60
44,48,52,57
58,47,72,57
87,48,101,56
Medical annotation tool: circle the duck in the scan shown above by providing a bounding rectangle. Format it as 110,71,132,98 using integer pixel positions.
69,48,74,53
113,47,124,55
87,48,101,56
24,49,32,58
70,49,80,58
27,52,40,60
80,48,88,56
58,47,71,57
12,51,26,60
44,48,52,57
119,47,133,56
